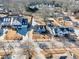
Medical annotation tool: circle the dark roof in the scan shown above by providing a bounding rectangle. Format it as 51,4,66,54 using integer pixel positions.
54,27,74,33
17,26,28,36
2,15,28,23
0,29,3,36
54,13,64,18
34,25,49,34
63,16,71,21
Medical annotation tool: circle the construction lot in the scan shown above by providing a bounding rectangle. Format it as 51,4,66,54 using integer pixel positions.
0,1,79,59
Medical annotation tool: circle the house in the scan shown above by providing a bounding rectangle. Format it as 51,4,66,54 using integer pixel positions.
10,16,23,28
34,25,48,34
56,16,73,27
52,27,74,37
33,25,51,42
0,15,29,36
1,15,28,27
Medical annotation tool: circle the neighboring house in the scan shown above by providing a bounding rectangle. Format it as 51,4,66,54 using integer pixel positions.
34,25,48,34
33,25,51,42
56,16,73,27
27,2,62,12
1,15,28,27
0,15,29,36
52,27,74,37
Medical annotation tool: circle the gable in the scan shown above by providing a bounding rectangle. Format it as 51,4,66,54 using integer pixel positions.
12,20,22,25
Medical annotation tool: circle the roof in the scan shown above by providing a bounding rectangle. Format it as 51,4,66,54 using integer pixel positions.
34,25,49,34
63,16,71,21
53,27,74,33
0,29,3,36
54,12,64,18
17,27,28,36
12,20,22,25
1,15,28,26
